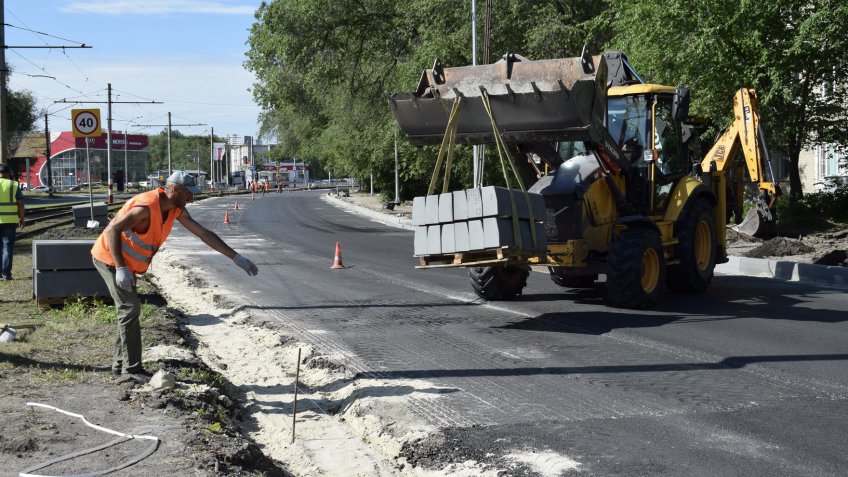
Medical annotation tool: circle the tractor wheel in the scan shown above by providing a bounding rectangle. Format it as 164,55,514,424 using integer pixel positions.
667,199,716,293
548,268,596,289
469,265,529,301
606,227,666,309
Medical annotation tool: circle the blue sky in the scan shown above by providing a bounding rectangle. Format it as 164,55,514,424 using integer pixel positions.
5,0,264,141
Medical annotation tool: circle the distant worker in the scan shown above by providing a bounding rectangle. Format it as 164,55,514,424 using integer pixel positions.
91,171,259,382
0,164,25,280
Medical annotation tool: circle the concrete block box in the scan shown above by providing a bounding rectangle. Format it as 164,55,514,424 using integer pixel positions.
32,240,97,270
468,219,485,251
414,226,429,256
72,202,108,227
412,196,427,226
438,192,453,223
425,195,440,225
441,223,456,253
426,225,442,255
466,188,483,218
481,186,545,220
453,221,470,252
33,269,110,300
452,190,468,221
482,218,547,251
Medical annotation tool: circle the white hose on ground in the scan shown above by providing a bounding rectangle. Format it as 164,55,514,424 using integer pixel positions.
19,402,160,477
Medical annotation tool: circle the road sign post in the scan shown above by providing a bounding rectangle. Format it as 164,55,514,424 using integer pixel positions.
72,110,102,225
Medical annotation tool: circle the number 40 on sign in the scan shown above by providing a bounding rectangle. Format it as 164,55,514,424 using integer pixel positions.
71,109,102,138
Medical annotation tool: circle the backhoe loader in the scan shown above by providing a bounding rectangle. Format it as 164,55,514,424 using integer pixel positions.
388,50,779,308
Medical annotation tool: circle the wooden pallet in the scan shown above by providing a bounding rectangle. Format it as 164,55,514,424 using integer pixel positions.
417,247,544,269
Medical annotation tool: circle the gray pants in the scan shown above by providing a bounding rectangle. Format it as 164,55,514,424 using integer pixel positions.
93,258,143,374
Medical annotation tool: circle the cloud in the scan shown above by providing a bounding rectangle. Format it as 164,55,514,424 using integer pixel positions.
62,0,255,15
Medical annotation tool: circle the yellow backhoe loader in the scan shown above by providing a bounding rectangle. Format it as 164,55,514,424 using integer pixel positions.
389,50,779,308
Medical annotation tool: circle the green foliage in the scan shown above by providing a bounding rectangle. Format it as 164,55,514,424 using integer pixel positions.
7,88,39,135
776,177,848,233
146,131,216,173
49,298,116,325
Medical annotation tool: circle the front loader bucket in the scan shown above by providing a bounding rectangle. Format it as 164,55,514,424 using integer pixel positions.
388,52,610,146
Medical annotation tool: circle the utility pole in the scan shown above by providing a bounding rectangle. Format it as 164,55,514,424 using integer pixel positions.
0,4,8,165
44,114,53,196
394,137,400,204
107,84,113,202
210,127,214,188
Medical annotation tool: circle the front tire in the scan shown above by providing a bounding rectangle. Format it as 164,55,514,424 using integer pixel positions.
606,227,666,309
548,268,596,289
667,199,716,293
469,265,529,301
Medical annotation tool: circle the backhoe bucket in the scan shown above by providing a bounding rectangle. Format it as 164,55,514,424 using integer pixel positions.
735,197,777,239
388,52,611,146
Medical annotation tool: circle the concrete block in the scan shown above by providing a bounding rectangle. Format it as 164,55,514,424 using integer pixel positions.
468,219,485,251
427,225,441,255
438,192,454,223
482,218,547,251
412,196,427,226
481,186,546,220
72,202,108,227
466,188,483,218
441,223,456,253
32,240,97,270
414,226,429,256
454,221,470,252
452,190,468,221
33,269,110,299
425,195,440,225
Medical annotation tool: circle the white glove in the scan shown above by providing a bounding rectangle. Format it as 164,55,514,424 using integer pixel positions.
233,254,259,276
115,266,134,291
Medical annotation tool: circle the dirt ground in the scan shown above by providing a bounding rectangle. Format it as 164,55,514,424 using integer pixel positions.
0,224,290,476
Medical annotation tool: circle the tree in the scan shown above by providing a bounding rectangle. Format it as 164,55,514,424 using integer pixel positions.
246,0,606,199
600,0,848,199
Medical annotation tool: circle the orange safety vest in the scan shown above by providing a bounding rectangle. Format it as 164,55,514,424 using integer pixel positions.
91,188,182,274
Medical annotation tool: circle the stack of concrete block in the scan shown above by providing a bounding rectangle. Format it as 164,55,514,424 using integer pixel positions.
72,202,108,227
32,240,110,301
413,186,546,256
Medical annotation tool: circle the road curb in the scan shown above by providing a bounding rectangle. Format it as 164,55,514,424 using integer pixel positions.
717,256,848,290
323,193,414,230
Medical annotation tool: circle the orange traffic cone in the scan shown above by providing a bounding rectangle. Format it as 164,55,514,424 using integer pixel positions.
331,241,345,269
224,210,230,224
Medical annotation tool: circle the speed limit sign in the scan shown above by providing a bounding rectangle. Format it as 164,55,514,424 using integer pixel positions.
71,109,102,138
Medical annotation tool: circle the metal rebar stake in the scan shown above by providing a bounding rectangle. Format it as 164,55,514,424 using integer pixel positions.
292,348,301,444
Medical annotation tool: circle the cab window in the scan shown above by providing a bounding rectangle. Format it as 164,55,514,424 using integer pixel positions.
653,95,685,178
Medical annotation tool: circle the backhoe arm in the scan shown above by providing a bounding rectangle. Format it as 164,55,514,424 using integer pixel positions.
700,88,779,237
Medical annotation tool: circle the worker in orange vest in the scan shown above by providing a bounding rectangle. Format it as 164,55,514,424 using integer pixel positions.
91,171,258,382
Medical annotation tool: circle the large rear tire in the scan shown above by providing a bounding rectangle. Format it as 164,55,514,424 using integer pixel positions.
469,265,529,301
606,227,666,309
548,268,596,289
667,199,716,293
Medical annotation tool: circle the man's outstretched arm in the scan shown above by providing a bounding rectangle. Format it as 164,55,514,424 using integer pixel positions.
177,209,259,275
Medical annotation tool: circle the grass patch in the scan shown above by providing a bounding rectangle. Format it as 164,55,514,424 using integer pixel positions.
177,367,226,387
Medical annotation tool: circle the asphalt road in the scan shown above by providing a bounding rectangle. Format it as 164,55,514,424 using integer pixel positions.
172,190,848,476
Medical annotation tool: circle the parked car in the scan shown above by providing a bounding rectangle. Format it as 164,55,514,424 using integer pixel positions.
31,186,49,192
138,180,150,188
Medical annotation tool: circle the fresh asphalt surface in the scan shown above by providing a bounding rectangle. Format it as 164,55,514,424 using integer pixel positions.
169,190,848,476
